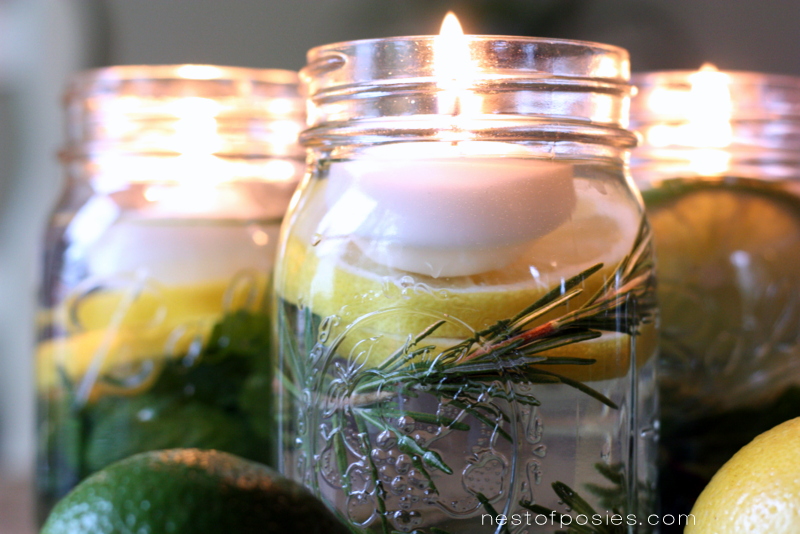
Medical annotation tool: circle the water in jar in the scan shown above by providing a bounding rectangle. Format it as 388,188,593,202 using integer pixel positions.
36,182,281,519
644,176,800,524
275,151,658,533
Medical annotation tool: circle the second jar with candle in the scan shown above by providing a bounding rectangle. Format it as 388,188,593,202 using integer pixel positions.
275,34,658,533
36,65,305,520
631,69,800,528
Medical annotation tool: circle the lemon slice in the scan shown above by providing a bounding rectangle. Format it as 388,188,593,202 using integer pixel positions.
37,326,187,396
536,326,658,382
60,279,233,333
36,278,264,392
279,183,646,380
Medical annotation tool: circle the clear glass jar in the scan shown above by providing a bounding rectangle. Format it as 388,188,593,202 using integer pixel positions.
36,64,304,520
630,68,800,527
275,35,658,533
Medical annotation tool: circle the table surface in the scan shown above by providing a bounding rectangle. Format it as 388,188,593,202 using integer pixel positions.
0,478,35,534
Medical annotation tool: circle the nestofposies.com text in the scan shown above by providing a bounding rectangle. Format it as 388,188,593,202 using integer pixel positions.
481,511,696,529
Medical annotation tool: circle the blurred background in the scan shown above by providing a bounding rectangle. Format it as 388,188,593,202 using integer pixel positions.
1,0,798,530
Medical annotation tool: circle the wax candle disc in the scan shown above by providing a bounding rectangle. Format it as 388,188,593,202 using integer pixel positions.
323,154,575,277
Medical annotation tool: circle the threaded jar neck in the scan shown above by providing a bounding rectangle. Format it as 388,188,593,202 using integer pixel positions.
300,36,637,151
64,64,305,160
631,69,800,182
61,65,306,193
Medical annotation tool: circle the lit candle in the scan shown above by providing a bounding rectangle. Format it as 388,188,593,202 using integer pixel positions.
319,14,576,278
64,75,304,286
277,22,654,534
41,65,305,389
637,63,734,176
37,66,306,505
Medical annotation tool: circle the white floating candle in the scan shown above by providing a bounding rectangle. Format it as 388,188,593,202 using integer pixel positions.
72,182,285,286
321,142,575,277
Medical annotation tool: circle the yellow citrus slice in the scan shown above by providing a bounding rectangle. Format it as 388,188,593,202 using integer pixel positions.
687,417,800,534
36,278,265,392
278,187,648,381
37,326,185,397
537,325,658,382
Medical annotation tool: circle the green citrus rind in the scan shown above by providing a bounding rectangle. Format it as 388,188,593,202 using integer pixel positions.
41,449,350,534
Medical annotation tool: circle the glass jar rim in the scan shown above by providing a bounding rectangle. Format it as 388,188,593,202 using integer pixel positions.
631,69,800,120
632,69,800,89
305,34,629,64
303,35,631,91
67,64,299,93
630,68,800,181
301,35,635,149
65,64,303,118
63,63,306,160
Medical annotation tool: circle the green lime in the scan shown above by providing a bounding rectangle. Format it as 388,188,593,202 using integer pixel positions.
644,178,800,411
41,449,351,534
84,395,261,473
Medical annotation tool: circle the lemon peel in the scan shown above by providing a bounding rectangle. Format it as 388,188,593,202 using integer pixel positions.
278,205,652,382
36,279,262,392
687,417,800,534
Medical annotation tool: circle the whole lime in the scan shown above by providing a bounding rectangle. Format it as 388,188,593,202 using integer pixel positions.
41,449,351,534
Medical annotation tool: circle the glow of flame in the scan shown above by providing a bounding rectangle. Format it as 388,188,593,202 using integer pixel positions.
250,228,270,247
176,65,224,80
171,98,222,153
645,63,733,175
267,98,297,115
686,64,733,148
434,12,478,119
164,97,226,186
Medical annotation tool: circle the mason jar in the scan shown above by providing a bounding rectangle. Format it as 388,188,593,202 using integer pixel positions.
630,68,800,527
35,64,304,520
274,33,659,533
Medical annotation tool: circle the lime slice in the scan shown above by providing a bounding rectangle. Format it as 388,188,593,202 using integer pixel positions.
644,178,800,407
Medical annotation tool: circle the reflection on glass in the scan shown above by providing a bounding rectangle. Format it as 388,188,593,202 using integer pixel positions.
36,65,304,522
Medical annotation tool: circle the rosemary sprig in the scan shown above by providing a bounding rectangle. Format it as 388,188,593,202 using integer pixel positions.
289,220,655,532
520,481,626,534
476,492,511,534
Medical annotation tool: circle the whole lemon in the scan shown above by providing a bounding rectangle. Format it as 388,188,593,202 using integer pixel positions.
41,449,350,534
687,417,800,534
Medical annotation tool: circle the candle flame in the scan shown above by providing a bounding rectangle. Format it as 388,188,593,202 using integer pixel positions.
434,12,477,118
439,12,464,37
644,62,733,175
175,65,224,80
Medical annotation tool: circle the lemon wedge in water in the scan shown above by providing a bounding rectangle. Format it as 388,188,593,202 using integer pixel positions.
37,278,265,391
279,186,648,380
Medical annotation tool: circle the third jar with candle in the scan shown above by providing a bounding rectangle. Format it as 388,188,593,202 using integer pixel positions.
631,68,800,529
36,65,304,521
274,23,658,534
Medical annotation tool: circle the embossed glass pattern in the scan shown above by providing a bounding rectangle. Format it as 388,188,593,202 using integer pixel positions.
35,65,304,521
275,37,658,533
